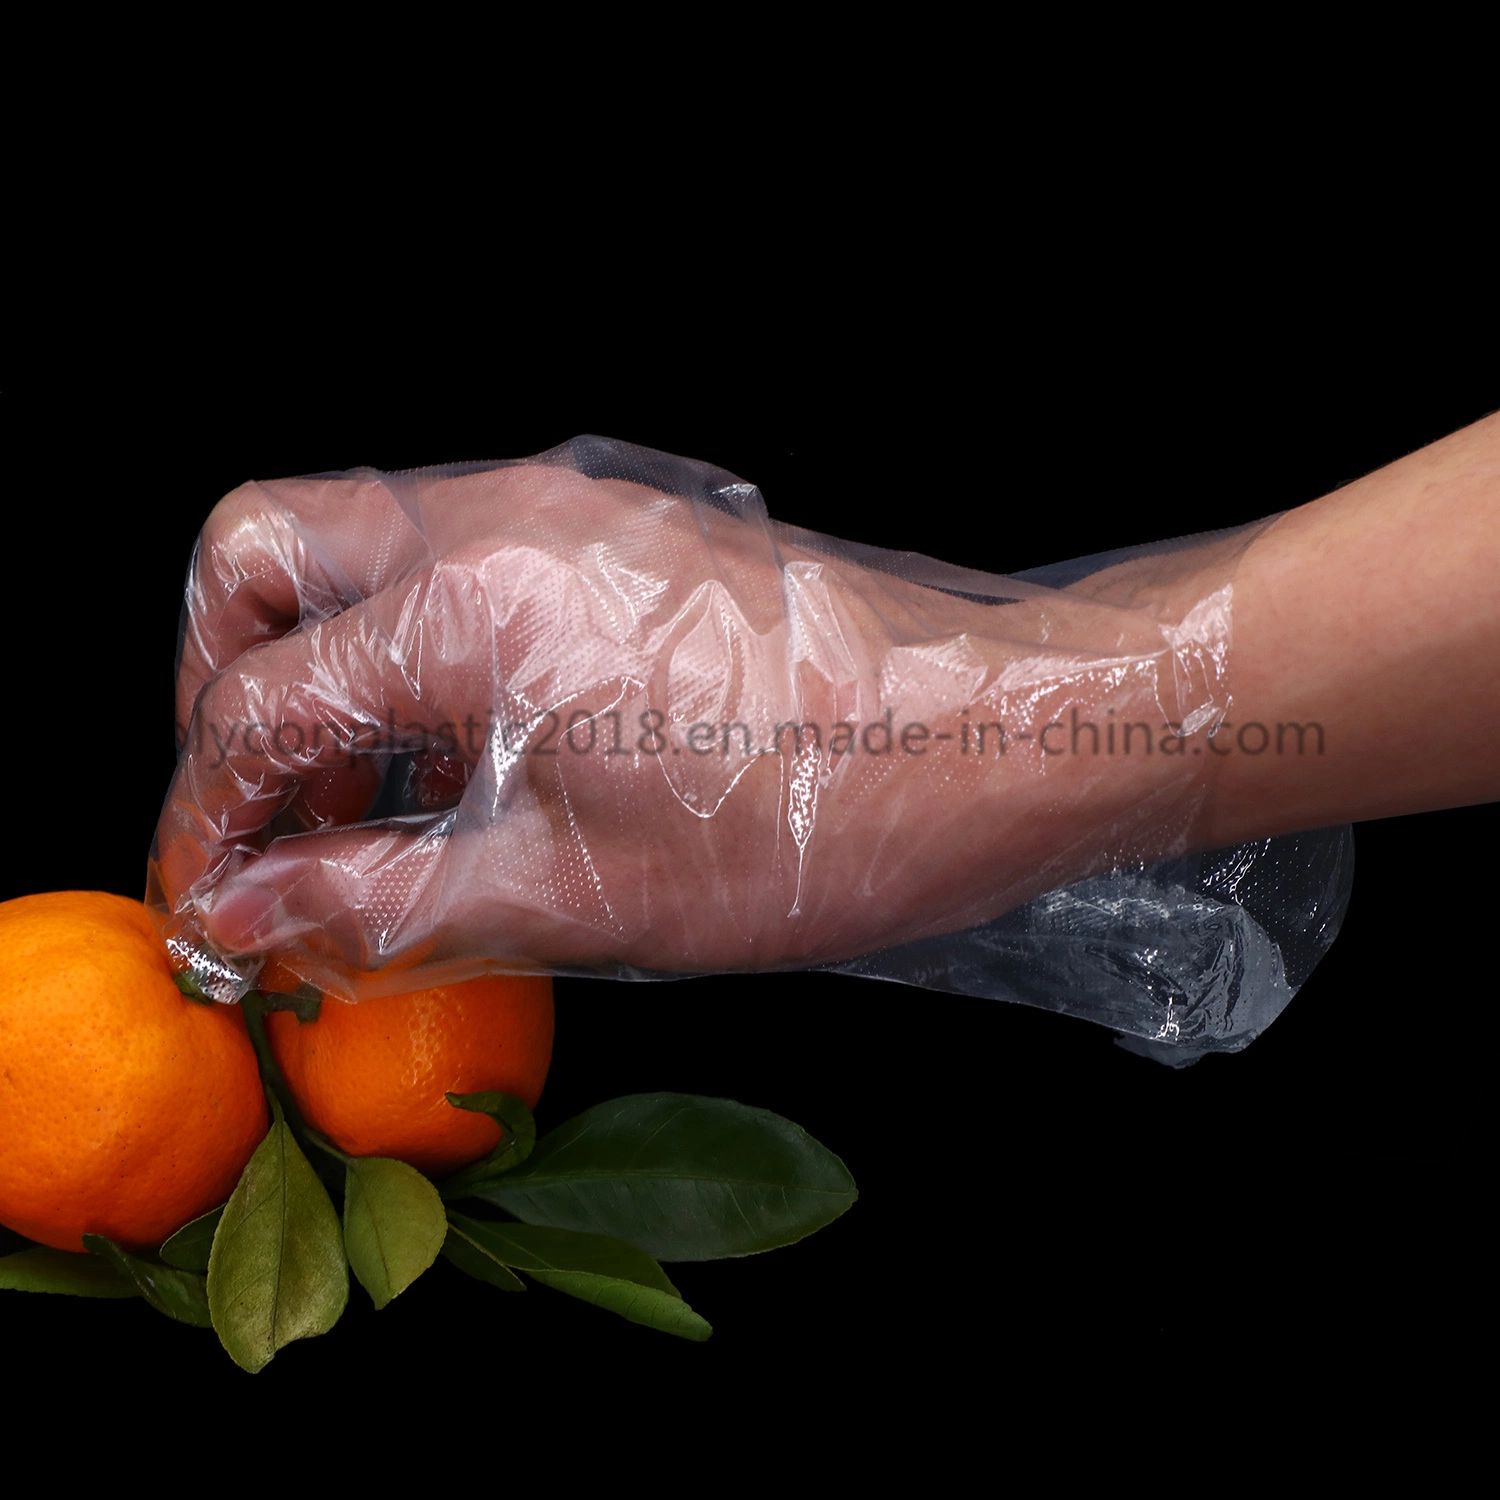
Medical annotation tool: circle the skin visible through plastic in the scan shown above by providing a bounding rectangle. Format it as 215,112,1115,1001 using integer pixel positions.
150,438,1321,1055
152,441,1272,1008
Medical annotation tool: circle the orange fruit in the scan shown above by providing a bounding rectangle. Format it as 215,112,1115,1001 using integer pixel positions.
0,891,269,1252
264,974,554,1176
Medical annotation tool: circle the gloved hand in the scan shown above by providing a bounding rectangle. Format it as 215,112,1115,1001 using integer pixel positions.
152,437,1250,1001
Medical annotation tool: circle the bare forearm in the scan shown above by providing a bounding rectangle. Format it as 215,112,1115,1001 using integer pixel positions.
1204,411,1500,846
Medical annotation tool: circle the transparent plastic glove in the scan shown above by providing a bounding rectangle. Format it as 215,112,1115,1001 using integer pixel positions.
151,437,1347,1057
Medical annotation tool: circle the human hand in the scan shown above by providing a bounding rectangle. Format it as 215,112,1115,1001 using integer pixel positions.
153,438,1240,999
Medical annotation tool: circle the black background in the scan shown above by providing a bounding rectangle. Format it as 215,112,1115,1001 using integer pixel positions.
1,270,1493,1421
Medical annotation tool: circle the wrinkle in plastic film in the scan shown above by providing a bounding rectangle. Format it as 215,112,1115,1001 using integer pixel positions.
152,437,1352,1062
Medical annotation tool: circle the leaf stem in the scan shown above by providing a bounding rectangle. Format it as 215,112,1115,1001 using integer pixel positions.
302,1129,354,1166
240,992,296,1118
240,993,350,1186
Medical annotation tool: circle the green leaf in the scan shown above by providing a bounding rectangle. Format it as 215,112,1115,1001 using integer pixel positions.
343,1157,447,1310
207,1112,349,1373
159,1207,225,1272
82,1236,212,1326
448,1214,680,1290
255,986,322,1023
0,1247,138,1298
471,1094,857,1261
439,1092,537,1196
525,1270,712,1341
446,1214,711,1341
441,1225,525,1293
173,971,215,1005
